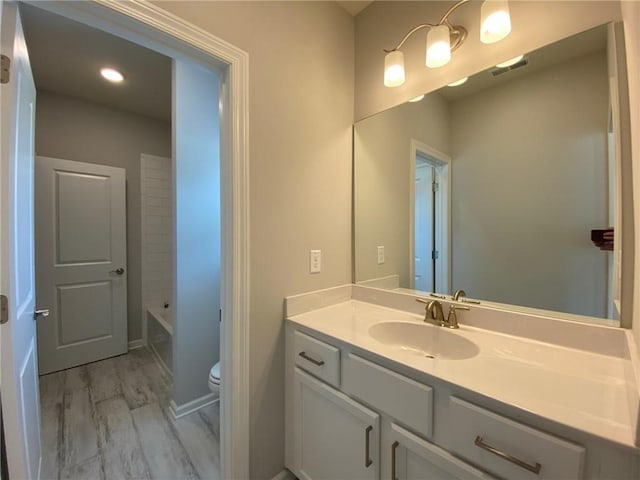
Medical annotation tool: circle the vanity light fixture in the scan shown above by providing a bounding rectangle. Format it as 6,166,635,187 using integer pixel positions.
480,0,512,44
409,94,425,102
495,54,524,68
447,77,468,87
383,0,512,87
100,67,124,83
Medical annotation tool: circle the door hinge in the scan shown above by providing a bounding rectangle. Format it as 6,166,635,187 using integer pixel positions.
432,250,439,261
432,181,439,193
1,55,10,84
1,294,8,324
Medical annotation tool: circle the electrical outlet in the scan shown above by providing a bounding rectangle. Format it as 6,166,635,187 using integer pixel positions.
310,250,321,273
377,246,385,264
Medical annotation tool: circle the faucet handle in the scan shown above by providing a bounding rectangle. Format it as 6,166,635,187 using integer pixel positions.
450,304,470,311
416,297,429,305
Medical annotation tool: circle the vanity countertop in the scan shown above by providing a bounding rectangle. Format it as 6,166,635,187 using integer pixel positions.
287,298,637,449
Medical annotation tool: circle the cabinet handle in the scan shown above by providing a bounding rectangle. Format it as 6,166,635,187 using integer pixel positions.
391,441,399,480
474,436,541,475
364,426,373,467
298,351,325,366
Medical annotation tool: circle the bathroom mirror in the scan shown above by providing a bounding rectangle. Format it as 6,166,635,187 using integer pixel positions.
353,23,633,325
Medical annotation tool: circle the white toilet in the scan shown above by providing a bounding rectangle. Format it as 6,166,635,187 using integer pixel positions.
208,361,220,395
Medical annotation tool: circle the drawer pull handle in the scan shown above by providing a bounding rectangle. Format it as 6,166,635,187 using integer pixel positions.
298,351,325,366
474,436,541,475
365,426,373,467
391,441,399,480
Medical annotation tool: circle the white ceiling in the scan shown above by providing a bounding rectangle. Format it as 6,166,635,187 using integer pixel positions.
20,3,171,122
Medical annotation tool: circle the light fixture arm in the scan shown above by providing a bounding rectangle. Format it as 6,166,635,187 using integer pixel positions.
438,0,472,25
384,23,438,53
383,0,471,53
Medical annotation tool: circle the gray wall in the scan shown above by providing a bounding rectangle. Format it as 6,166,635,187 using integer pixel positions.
153,2,354,478
449,52,609,317
35,90,172,343
354,94,450,286
173,60,220,407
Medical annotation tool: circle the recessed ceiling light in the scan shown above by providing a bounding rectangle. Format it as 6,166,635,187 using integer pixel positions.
409,94,425,103
495,54,524,68
447,77,468,87
100,67,124,83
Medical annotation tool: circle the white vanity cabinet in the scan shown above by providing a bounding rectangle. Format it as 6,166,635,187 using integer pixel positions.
291,368,380,480
286,327,492,480
389,423,494,480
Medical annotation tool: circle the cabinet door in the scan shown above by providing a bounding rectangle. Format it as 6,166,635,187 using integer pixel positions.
293,368,380,480
390,423,494,480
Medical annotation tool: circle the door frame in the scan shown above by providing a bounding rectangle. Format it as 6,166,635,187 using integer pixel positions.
20,1,250,478
409,139,451,294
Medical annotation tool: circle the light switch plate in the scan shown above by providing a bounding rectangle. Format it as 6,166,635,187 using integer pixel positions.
377,246,385,264
310,250,321,273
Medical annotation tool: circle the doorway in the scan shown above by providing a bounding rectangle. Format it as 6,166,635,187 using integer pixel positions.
0,1,250,479
409,139,451,294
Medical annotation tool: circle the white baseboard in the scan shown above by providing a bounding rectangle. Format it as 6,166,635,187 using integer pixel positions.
271,469,296,480
128,339,144,350
169,393,219,419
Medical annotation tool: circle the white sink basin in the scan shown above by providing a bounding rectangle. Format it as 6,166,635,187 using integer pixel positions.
368,321,479,360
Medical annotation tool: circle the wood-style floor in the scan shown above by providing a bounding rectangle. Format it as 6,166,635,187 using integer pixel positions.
39,348,220,480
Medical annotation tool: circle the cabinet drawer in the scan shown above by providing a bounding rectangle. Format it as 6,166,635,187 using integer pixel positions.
293,330,340,388
449,397,585,479
344,353,433,438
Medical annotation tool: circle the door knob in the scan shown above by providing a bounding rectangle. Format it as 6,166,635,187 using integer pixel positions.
34,309,50,320
109,268,125,275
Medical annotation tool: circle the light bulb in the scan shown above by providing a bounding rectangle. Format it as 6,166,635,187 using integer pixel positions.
447,77,468,87
409,94,425,102
480,0,512,44
384,50,405,87
426,25,451,68
495,54,524,68
100,67,124,83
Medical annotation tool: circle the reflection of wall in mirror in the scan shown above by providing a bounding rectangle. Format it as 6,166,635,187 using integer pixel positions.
355,51,610,319
354,93,450,287
450,52,608,318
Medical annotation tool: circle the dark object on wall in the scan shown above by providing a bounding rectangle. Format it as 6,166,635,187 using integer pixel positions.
591,228,614,251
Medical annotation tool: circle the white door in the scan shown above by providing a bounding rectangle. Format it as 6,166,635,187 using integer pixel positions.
292,368,380,480
0,3,42,479
390,423,494,480
414,162,435,292
35,157,127,374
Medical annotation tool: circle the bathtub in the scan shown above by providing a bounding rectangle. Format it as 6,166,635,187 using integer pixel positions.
147,307,173,376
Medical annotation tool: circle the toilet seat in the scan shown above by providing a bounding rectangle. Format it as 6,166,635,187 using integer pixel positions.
209,361,220,385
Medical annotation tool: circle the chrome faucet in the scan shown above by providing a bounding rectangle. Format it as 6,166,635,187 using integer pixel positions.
426,300,445,326
445,304,469,329
452,289,467,301
416,297,469,329
416,298,444,326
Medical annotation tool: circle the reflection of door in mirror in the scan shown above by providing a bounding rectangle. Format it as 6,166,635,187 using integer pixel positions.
412,150,449,294
414,160,434,291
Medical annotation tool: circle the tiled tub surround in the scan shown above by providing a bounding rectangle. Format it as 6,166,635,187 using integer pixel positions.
285,285,640,478
140,153,173,343
148,307,173,376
